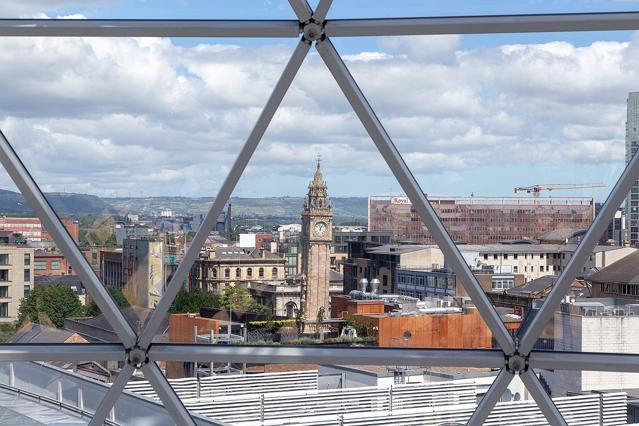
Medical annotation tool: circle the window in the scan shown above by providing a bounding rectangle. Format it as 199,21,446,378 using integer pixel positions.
259,267,264,278
23,285,30,297
513,266,518,273
236,267,241,278
492,278,514,291
212,268,217,278
483,254,488,260
23,269,30,282
224,268,230,278
247,268,253,278
23,253,30,266
493,254,498,260
504,254,508,260
272,267,278,278
51,261,61,270
513,254,518,260
0,254,9,265
0,270,8,282
0,286,8,298
0,303,7,317
33,261,46,270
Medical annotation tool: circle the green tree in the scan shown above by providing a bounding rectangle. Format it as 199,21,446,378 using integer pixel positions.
171,288,223,314
222,286,254,313
85,287,130,317
18,285,84,328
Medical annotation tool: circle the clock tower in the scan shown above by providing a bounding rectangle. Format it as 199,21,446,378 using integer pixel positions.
300,159,333,321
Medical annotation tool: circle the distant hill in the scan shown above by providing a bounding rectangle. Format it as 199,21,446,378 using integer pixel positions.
0,189,117,216
0,188,368,222
105,196,369,222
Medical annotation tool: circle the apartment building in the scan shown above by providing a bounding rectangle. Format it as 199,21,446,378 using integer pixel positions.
0,244,34,322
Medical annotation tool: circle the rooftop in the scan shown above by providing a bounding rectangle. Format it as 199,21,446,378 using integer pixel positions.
208,247,282,261
365,244,439,255
459,243,629,254
10,323,81,344
588,250,639,284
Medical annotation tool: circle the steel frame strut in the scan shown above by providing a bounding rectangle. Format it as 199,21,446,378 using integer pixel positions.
1,2,639,426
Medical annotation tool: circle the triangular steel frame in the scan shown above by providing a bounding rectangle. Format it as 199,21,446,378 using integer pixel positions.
0,1,638,425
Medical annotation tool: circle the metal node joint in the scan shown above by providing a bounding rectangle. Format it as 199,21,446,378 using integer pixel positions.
302,19,324,41
126,346,149,369
505,352,529,374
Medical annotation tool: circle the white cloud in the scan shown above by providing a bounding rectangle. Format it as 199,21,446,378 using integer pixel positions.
0,1,106,17
0,31,635,197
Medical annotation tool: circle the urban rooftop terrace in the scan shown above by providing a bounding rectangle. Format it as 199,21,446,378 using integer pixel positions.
3,1,639,425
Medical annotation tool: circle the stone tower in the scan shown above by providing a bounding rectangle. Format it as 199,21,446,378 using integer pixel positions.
300,160,333,321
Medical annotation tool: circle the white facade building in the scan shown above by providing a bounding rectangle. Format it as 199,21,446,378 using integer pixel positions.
543,300,639,395
459,244,636,282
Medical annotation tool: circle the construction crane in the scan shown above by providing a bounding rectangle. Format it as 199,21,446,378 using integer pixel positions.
514,182,606,197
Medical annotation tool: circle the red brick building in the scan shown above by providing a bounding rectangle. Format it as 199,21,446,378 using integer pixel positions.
34,252,71,276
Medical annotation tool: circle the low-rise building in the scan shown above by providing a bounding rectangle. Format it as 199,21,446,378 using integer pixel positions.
342,244,445,295
332,292,520,349
245,270,343,318
459,243,636,282
587,250,639,299
189,247,285,294
34,251,71,276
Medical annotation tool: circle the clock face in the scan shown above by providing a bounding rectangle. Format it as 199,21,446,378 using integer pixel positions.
314,222,327,237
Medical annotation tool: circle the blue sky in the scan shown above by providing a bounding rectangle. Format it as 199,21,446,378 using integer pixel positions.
0,0,637,201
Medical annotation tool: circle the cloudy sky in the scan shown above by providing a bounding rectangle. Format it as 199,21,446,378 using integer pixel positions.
0,1,637,200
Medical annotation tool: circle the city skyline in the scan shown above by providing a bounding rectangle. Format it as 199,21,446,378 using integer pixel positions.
0,1,634,200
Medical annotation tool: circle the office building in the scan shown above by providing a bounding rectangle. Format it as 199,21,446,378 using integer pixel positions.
368,195,594,244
